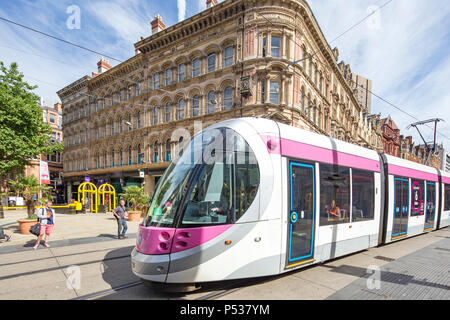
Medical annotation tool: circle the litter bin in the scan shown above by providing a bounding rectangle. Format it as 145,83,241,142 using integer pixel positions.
69,204,76,215
98,204,106,214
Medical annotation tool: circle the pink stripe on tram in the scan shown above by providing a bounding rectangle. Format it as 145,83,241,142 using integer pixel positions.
388,164,438,182
261,135,380,172
441,176,450,184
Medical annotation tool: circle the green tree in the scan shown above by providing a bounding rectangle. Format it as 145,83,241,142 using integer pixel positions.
0,61,63,193
120,185,150,212
8,175,52,218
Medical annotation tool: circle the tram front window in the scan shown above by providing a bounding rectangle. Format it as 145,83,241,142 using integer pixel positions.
145,128,260,228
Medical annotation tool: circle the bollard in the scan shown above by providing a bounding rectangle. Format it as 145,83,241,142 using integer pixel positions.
75,201,82,214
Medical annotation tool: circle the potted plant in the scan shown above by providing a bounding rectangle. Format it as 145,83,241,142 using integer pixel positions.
8,175,52,234
17,214,40,235
120,186,150,222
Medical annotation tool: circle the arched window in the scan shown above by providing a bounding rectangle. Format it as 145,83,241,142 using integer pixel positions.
119,149,123,166
207,91,216,114
223,86,233,110
192,95,200,116
165,139,171,162
153,142,159,163
128,146,132,165
110,120,114,136
111,150,115,167
104,151,107,168
137,111,141,129
271,35,281,58
136,82,141,96
97,154,100,169
118,117,123,133
153,107,159,125
224,46,234,67
152,73,159,90
300,88,305,112
177,99,185,120
192,58,200,77
270,81,279,104
127,114,132,131
165,102,171,122
178,63,185,82
137,145,142,164
207,53,216,73
165,68,171,86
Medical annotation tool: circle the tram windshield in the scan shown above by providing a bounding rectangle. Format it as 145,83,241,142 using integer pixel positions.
145,128,260,228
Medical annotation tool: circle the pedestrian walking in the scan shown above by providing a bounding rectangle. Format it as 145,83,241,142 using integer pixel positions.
113,199,128,239
34,201,55,250
0,226,11,243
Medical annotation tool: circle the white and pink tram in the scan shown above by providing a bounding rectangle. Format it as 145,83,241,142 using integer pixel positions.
131,117,450,289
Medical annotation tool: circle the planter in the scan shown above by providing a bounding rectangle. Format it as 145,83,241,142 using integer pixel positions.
17,219,39,235
128,211,141,222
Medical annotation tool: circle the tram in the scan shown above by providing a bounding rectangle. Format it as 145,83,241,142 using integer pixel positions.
131,117,450,289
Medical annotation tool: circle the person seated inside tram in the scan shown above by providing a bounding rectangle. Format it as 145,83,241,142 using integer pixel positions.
325,200,341,219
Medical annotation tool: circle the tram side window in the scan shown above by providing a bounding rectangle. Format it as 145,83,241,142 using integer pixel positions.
320,163,350,226
234,151,260,221
445,184,450,211
411,179,425,216
351,169,375,222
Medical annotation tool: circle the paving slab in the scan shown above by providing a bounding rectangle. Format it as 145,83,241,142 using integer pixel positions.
327,235,450,300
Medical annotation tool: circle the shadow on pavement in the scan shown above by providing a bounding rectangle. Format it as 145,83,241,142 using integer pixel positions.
97,234,119,240
323,264,450,290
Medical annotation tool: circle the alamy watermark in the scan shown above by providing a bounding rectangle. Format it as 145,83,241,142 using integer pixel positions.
66,5,81,30
366,265,381,290
366,5,382,30
66,265,81,290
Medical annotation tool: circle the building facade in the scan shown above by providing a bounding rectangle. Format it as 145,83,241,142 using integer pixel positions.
58,0,383,200
24,100,65,203
381,116,400,157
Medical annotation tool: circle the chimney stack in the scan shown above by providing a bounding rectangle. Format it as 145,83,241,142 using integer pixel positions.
97,57,112,74
207,0,218,8
151,14,166,35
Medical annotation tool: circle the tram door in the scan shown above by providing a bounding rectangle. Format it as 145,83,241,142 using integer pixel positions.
393,178,409,238
424,182,436,230
286,162,315,268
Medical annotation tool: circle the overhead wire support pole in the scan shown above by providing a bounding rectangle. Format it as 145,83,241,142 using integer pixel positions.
407,118,444,165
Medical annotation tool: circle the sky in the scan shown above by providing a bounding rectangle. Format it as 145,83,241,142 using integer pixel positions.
0,0,449,149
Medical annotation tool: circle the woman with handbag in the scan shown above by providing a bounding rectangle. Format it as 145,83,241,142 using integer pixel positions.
34,201,55,250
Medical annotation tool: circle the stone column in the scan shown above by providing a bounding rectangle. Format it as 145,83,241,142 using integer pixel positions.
144,175,156,198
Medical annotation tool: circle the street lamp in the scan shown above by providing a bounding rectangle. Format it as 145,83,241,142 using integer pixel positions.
284,54,317,72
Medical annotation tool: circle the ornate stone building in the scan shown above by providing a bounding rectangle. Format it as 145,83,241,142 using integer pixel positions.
381,116,400,157
58,0,383,200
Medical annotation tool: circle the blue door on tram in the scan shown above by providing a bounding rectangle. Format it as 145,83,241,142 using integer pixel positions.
393,178,409,238
286,162,315,268
424,182,436,230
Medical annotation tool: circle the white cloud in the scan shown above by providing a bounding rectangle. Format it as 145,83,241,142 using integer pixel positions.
178,0,186,22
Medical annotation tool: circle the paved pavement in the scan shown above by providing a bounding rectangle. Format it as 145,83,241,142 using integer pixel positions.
0,209,449,300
